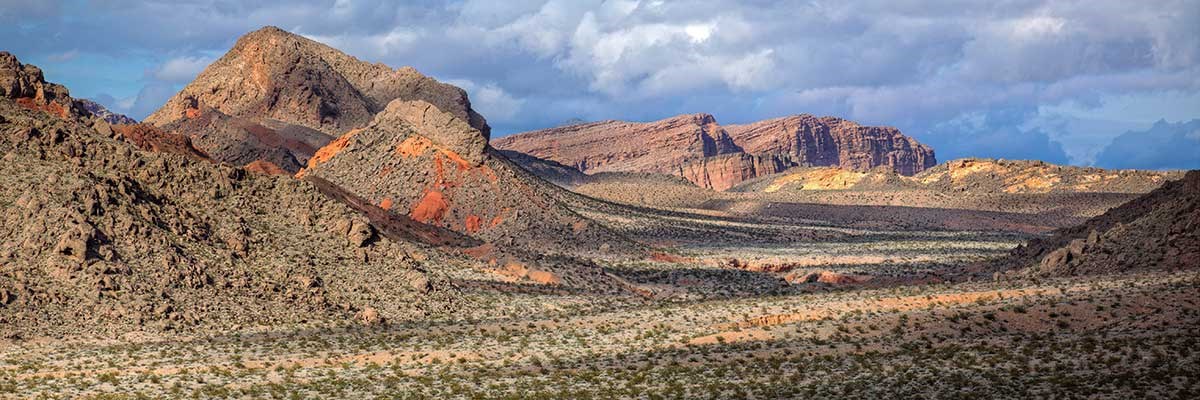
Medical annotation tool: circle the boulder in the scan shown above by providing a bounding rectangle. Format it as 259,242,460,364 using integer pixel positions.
356,307,382,326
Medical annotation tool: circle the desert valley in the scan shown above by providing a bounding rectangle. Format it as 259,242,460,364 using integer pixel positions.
0,20,1197,400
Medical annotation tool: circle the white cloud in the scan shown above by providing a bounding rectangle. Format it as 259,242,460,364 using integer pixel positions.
152,56,214,82
1010,16,1066,38
302,27,420,60
684,23,713,43
46,50,78,62
445,79,525,122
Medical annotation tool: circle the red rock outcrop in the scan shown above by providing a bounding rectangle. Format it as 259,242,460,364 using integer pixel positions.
243,159,289,175
495,113,935,191
677,152,793,192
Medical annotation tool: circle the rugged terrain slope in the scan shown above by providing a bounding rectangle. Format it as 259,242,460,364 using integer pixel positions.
495,113,935,190
299,99,641,258
992,170,1199,277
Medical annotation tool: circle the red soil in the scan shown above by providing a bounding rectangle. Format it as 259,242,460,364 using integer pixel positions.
409,190,449,224
243,159,289,175
465,215,482,234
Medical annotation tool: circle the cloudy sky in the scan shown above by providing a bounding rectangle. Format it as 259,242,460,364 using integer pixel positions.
2,0,1198,168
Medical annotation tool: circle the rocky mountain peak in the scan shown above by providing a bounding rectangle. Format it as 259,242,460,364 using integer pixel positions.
143,26,490,173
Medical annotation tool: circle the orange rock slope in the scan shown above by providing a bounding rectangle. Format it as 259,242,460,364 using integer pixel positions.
299,99,640,257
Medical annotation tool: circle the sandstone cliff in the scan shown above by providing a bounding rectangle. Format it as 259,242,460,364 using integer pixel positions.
724,115,935,176
494,113,935,191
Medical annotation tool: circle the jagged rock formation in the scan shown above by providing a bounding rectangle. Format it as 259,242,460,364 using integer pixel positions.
494,113,935,191
298,98,640,258
1,51,84,120
143,26,489,172
0,59,473,337
678,152,794,192
2,51,208,161
990,170,1199,277
74,98,137,125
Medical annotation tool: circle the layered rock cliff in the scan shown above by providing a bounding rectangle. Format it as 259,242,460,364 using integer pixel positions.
495,113,935,191
725,115,936,176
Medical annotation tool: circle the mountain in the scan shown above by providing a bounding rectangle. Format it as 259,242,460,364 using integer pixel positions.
991,170,1199,277
0,54,467,337
1095,119,1200,170
143,26,489,172
139,26,639,258
493,113,935,191
74,98,137,125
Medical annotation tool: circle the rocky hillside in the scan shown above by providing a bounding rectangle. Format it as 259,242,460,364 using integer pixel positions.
143,26,489,172
992,170,1199,277
0,55,474,338
733,159,1183,194
494,113,935,191
138,27,645,284
298,99,641,258
2,51,206,160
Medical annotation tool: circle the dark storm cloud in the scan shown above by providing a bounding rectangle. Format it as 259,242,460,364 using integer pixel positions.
1,0,1197,167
